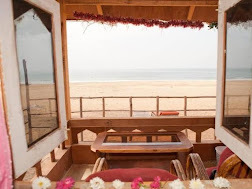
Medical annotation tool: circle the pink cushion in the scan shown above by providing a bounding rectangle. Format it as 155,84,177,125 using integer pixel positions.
217,147,234,171
206,166,217,177
85,168,178,182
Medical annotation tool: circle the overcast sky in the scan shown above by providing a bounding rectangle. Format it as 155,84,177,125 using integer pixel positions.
67,21,218,71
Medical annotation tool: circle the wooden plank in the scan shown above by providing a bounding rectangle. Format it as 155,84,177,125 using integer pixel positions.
96,4,103,15
71,143,97,164
69,117,215,128
64,0,218,7
187,6,195,20
13,179,252,189
46,148,72,181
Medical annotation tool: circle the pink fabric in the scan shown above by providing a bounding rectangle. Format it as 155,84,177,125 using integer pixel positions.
0,101,12,189
85,168,178,182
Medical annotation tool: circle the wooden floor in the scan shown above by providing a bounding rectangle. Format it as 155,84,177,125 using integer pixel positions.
63,164,94,181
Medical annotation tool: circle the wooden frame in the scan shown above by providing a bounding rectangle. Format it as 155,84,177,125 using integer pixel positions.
91,132,193,153
215,0,252,169
0,0,67,178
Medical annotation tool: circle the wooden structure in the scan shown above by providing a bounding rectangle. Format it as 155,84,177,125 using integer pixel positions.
63,0,218,22
0,0,252,187
91,132,193,170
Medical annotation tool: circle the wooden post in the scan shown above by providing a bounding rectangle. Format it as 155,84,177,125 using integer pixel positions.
156,96,159,116
50,150,56,162
23,59,32,144
80,97,83,118
102,97,105,117
184,96,188,137
34,161,42,176
129,97,133,117
184,96,187,116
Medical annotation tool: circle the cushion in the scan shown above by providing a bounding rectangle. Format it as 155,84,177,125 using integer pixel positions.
217,147,234,171
85,168,178,182
160,111,179,116
206,166,217,177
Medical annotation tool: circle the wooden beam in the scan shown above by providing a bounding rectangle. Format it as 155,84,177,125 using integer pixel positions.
64,0,218,6
187,6,195,21
96,5,103,15
60,0,71,120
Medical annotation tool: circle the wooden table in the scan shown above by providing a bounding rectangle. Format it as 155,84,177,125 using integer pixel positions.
91,132,193,170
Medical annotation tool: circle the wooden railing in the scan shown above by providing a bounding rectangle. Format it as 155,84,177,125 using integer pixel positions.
70,95,216,118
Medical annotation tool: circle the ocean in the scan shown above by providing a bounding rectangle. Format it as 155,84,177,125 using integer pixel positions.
69,68,251,82
20,68,252,83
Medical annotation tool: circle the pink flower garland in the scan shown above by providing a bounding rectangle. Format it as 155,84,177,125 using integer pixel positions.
73,12,204,29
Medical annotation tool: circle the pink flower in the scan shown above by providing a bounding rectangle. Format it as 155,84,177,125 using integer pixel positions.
150,176,161,189
56,177,75,189
131,177,144,189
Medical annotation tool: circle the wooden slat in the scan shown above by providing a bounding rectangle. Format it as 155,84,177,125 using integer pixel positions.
96,5,103,15
187,6,195,20
64,0,218,7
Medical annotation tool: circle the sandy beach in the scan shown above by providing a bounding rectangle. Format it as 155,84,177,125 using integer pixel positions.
21,80,251,142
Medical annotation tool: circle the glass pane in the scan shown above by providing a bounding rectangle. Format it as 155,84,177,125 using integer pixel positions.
13,0,58,146
223,0,252,143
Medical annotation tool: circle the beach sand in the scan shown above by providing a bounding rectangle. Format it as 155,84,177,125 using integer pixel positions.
70,80,217,141
21,80,251,143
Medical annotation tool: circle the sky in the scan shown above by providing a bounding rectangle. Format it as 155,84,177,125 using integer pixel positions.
67,21,218,71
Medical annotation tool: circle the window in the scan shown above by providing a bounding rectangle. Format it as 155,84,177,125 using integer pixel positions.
13,0,59,146
223,0,252,143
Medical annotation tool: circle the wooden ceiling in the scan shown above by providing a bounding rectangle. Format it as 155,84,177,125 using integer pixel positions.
63,0,218,23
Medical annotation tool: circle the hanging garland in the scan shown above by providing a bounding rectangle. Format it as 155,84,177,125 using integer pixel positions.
73,12,204,29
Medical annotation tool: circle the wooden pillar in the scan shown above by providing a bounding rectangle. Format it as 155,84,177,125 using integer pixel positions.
50,150,56,162
184,96,187,116
59,0,71,120
196,131,201,143
156,96,159,116
129,97,133,117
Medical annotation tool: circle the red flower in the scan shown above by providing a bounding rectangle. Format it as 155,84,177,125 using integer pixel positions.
131,177,144,189
150,176,161,189
56,177,75,189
